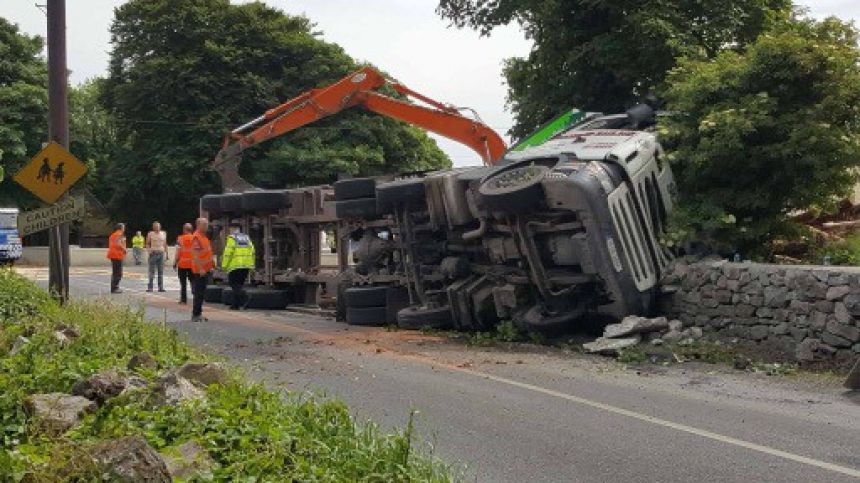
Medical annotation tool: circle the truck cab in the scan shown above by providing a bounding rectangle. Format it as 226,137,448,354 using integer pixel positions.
0,208,23,265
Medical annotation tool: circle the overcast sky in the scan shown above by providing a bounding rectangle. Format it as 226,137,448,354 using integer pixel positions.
1,0,857,166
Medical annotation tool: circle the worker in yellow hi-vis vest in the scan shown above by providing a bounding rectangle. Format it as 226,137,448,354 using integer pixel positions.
131,231,145,265
221,224,256,310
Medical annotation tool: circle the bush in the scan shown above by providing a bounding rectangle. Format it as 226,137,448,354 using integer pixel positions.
0,271,452,481
660,15,860,256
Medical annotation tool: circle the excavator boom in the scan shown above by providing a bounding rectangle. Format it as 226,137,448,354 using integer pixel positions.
213,67,507,192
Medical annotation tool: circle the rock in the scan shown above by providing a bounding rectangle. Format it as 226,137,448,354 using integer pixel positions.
770,323,790,336
55,324,80,339
690,327,704,339
789,299,810,315
662,330,684,343
854,343,860,354
668,319,684,332
24,393,97,433
650,338,664,346
733,356,752,370
749,325,770,341
175,362,229,387
128,352,158,372
678,337,695,346
603,316,669,338
826,285,851,301
90,436,171,482
826,320,860,343
833,302,852,325
10,336,30,355
162,440,214,480
821,332,852,349
53,330,71,346
582,335,642,355
71,370,144,405
151,373,204,406
796,338,837,362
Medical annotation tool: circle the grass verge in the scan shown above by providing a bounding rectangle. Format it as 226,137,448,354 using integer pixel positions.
0,269,452,481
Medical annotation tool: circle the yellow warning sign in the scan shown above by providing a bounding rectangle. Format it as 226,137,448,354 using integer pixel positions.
14,141,88,204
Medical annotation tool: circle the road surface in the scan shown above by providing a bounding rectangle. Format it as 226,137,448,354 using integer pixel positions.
19,266,860,482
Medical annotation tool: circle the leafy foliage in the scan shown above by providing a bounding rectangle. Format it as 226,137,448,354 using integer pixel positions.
437,0,790,138
0,18,47,208
0,270,452,481
660,16,860,255
101,0,449,232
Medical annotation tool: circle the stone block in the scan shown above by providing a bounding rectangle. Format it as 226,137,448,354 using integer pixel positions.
790,327,808,342
843,293,860,315
789,299,810,315
763,286,786,308
834,302,852,325
826,285,850,301
810,311,828,331
813,300,834,313
750,325,770,341
755,307,773,319
715,290,732,304
735,304,756,317
770,323,790,336
821,332,852,349
828,274,848,286
826,320,859,343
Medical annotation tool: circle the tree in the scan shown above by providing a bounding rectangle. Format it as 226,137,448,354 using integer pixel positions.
659,15,860,255
0,17,47,207
438,0,790,138
69,79,121,203
101,0,449,232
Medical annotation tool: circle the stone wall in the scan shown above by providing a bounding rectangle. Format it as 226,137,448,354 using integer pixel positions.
660,260,860,364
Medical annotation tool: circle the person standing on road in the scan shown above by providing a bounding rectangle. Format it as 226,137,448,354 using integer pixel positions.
106,223,127,294
221,224,255,310
190,217,215,322
131,231,145,265
146,221,168,292
173,223,194,304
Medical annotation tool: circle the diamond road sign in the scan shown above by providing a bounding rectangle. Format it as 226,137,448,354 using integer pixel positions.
14,141,88,204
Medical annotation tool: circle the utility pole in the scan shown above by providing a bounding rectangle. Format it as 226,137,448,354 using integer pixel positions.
47,0,69,302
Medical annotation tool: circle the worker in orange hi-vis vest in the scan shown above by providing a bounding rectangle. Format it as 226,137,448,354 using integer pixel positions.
189,217,215,322
172,223,194,305
106,223,127,294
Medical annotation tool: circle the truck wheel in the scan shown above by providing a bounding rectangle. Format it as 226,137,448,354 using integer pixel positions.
397,305,454,330
200,194,222,216
346,306,387,326
334,178,376,201
478,161,549,213
220,287,234,306
204,286,224,303
335,197,377,218
241,190,291,212
344,286,388,308
220,193,244,213
512,304,582,333
244,288,290,309
376,178,426,214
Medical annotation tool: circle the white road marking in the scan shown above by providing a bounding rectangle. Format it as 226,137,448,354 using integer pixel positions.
63,271,860,479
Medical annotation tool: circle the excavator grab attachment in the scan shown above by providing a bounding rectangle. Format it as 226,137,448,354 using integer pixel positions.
213,67,507,192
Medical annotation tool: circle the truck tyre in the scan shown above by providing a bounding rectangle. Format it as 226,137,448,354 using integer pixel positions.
241,190,291,212
204,286,224,303
512,304,582,334
200,194,222,216
220,287,234,306
334,178,376,201
376,178,426,214
397,305,454,330
346,306,387,326
344,286,388,308
335,197,377,218
244,288,290,309
220,193,244,213
478,162,549,213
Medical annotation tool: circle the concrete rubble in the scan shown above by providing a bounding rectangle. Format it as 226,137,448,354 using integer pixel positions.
90,436,172,482
584,314,702,356
71,370,147,405
24,393,97,433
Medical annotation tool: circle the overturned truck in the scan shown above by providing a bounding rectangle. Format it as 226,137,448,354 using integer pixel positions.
200,105,676,333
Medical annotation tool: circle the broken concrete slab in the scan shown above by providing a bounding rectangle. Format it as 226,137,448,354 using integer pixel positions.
602,316,669,339
583,335,641,355
24,393,97,433
151,373,204,406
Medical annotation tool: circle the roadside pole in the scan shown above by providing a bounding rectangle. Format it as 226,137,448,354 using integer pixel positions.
47,0,69,302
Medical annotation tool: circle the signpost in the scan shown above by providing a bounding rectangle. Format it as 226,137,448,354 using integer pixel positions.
17,195,86,238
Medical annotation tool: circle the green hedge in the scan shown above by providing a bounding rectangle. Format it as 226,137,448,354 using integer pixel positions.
0,269,452,481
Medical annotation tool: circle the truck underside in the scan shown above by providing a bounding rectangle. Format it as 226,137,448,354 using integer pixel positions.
200,110,676,333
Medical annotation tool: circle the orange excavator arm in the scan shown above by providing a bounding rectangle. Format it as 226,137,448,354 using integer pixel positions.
213,66,507,192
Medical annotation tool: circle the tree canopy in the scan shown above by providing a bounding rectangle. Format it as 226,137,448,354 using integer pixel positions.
659,15,860,255
438,0,791,138
0,17,47,207
101,0,449,231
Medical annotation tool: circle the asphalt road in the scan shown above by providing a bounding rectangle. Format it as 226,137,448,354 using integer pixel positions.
19,265,860,482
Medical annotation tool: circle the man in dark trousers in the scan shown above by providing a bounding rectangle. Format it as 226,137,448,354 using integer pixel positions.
189,218,214,322
221,224,256,310
106,223,127,294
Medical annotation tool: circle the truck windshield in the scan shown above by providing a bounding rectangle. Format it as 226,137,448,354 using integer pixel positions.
0,213,18,230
